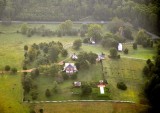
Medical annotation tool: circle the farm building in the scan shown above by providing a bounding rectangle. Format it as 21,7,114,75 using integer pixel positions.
90,37,95,44
96,53,105,61
73,81,81,87
118,43,123,51
63,63,78,74
71,53,78,60
97,80,106,94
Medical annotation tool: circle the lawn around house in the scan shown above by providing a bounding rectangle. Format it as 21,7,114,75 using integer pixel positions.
23,57,146,102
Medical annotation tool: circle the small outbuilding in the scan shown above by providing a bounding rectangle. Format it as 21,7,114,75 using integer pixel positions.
97,80,106,94
96,53,105,61
73,81,81,87
90,37,95,44
118,43,123,51
71,53,78,60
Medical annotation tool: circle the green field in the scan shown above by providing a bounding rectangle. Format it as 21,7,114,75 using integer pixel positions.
103,57,146,102
121,43,156,59
0,24,154,112
0,33,80,69
0,74,29,113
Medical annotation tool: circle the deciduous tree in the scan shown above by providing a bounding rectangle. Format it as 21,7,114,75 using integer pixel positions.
73,39,82,50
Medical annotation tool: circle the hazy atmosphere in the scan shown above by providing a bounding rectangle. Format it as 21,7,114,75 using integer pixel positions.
0,0,160,113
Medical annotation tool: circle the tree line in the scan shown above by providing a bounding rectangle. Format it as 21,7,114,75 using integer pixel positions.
0,0,159,35
143,41,160,113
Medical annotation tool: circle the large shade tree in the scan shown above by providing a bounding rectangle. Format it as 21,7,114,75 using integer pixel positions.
72,39,82,50
48,46,60,63
87,24,102,42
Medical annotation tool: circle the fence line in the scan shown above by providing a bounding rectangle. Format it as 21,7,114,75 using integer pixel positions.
23,99,135,104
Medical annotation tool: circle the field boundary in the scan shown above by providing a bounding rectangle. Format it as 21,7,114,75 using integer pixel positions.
23,100,135,104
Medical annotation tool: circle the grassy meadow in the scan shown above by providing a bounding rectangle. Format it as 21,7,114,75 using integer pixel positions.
103,57,146,102
0,74,29,113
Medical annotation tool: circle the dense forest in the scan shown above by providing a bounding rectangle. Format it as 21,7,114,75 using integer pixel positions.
0,0,160,35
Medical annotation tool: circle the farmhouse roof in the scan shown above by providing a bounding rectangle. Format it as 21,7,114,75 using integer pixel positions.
63,63,78,73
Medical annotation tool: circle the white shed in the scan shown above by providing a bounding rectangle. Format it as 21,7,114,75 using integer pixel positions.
118,43,123,51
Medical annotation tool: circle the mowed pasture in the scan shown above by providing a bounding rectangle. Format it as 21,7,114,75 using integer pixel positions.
120,43,156,59
33,102,148,113
103,57,146,102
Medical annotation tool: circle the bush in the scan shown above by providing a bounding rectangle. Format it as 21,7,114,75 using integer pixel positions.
24,45,28,51
5,65,11,71
61,49,68,57
71,73,78,80
146,59,151,65
31,91,38,100
83,38,89,43
72,39,82,50
117,55,121,59
109,48,118,58
123,28,133,40
31,69,39,79
81,84,92,95
143,66,150,76
62,73,69,80
45,89,51,97
133,43,137,50
123,48,129,54
39,109,44,113
117,82,127,90
11,68,17,74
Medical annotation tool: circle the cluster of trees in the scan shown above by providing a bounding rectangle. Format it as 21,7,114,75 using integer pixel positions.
0,0,159,34
22,68,60,100
23,41,67,67
136,30,153,48
21,24,55,37
3,65,17,74
22,68,40,100
45,81,59,98
72,39,82,50
20,20,78,37
144,41,160,113
75,52,98,70
82,23,132,51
